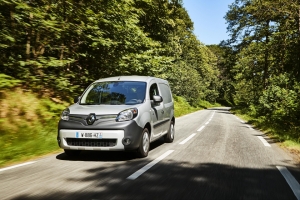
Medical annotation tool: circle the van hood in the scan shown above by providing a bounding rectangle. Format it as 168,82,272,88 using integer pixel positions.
68,104,140,115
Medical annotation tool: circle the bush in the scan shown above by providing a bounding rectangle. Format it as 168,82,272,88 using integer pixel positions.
0,74,21,89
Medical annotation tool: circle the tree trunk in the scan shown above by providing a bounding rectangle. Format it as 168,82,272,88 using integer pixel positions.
26,13,33,62
263,20,270,89
298,4,300,77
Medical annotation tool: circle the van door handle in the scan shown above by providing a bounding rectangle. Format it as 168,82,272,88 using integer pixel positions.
161,110,164,114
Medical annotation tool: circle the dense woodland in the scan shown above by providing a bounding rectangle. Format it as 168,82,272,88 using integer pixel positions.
221,0,300,140
1,0,300,141
0,0,220,106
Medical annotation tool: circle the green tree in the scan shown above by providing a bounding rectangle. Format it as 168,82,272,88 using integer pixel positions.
224,0,300,139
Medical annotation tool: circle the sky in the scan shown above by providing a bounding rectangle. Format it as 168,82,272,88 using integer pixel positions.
182,0,235,45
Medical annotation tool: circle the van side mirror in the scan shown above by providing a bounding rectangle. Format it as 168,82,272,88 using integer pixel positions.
74,96,81,103
152,95,163,104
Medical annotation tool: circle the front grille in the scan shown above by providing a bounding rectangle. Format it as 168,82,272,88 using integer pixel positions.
66,138,117,147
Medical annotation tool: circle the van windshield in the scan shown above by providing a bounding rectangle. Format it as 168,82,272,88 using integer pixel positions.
80,81,146,105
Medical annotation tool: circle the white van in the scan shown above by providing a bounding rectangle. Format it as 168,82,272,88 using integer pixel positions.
57,76,175,157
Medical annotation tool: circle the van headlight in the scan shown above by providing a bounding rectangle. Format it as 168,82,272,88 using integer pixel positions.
61,108,70,121
116,108,138,122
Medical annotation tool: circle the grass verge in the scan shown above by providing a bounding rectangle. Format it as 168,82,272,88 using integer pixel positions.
174,95,220,117
0,88,67,168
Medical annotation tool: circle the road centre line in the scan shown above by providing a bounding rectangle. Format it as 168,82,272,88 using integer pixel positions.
203,112,214,127
257,136,271,147
197,126,205,132
127,150,174,180
179,133,196,145
0,161,36,172
277,166,300,200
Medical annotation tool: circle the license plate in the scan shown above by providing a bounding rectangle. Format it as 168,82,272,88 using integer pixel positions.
76,132,103,139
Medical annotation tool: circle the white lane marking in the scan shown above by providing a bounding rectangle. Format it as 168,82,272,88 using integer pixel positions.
197,126,205,132
277,166,300,200
257,136,271,147
236,117,255,129
246,124,254,130
179,133,196,145
0,161,36,172
235,116,244,123
204,112,214,126
127,150,174,180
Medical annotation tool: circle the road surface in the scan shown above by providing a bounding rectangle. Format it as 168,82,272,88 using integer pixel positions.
1,107,300,200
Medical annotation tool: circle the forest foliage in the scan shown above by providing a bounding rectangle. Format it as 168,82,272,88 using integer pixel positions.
1,0,300,145
219,0,300,141
0,0,220,106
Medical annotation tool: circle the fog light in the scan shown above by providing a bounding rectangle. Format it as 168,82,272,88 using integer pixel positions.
122,138,131,145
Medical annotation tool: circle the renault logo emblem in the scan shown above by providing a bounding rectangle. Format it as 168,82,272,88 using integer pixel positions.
86,113,96,125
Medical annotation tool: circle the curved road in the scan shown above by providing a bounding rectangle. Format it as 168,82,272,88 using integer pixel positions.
1,107,300,200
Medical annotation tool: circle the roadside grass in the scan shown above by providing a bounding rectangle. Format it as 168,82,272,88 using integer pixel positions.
0,89,220,168
174,95,220,117
0,88,67,168
231,107,300,159
174,96,201,117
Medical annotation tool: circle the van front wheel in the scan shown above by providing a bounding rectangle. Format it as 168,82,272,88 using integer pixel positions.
137,128,150,158
164,121,175,143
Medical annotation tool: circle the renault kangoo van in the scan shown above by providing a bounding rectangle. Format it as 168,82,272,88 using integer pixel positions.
57,76,175,157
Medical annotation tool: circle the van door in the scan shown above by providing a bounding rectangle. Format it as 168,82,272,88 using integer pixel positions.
149,83,164,138
158,83,173,134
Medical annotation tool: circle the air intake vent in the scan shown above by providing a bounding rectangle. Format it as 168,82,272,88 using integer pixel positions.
66,138,117,147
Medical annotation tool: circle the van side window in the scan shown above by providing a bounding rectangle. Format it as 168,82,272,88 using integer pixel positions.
149,84,159,100
159,83,172,103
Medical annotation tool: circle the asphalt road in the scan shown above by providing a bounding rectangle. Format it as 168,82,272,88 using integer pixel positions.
1,107,300,200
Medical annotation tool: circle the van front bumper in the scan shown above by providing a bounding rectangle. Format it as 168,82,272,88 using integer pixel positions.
57,119,143,151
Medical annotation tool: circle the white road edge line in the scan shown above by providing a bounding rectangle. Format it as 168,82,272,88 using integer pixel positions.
0,161,36,172
179,133,196,145
277,166,300,200
197,126,205,132
257,136,271,147
246,125,254,130
127,150,174,180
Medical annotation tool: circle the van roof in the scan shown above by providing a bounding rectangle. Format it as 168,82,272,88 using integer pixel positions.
95,76,169,84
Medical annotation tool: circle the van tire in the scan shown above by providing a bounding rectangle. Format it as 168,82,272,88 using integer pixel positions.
164,121,175,143
137,128,150,158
